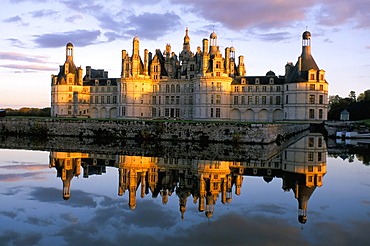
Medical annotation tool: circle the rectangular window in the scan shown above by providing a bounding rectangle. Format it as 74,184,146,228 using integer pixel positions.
216,82,221,91
216,108,221,118
308,137,314,147
216,95,221,104
107,96,111,104
234,86,239,92
152,108,157,117
318,137,323,147
158,96,161,104
286,95,288,104
256,86,259,92
165,96,169,104
308,153,314,162
189,96,193,105
101,96,104,104
210,108,214,117
153,85,157,92
276,96,281,105
175,108,180,117
234,96,238,105
309,95,315,104
152,96,157,104
320,84,324,90
255,96,259,105
248,96,253,105
318,152,322,162
189,84,194,92
262,96,266,105
165,108,169,117
270,96,273,105
122,107,126,116
113,96,117,104
241,96,245,105
319,109,323,119
319,95,323,104
262,86,266,92
276,86,281,92
309,109,315,119
310,74,315,80
176,96,180,105
248,86,252,92
310,84,315,90
170,96,175,104
211,95,214,104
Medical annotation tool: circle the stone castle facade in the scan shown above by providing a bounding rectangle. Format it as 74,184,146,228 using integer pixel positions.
51,29,328,122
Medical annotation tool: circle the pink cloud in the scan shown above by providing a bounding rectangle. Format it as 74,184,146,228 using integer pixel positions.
0,64,55,71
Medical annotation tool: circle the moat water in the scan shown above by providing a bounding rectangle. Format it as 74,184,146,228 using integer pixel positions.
0,134,369,246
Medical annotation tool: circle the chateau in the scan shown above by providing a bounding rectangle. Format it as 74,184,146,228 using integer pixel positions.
51,29,328,122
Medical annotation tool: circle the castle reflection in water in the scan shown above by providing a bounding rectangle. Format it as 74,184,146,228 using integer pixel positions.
49,133,326,224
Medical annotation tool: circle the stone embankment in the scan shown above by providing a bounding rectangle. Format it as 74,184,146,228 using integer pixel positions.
0,118,309,144
324,121,370,137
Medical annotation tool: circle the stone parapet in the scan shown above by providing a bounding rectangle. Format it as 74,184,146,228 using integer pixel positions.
0,118,309,144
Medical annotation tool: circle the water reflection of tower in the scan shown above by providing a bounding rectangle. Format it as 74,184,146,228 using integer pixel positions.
281,133,327,224
196,160,238,218
49,152,86,200
116,156,159,210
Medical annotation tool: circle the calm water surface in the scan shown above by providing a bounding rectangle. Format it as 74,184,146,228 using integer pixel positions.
0,134,369,246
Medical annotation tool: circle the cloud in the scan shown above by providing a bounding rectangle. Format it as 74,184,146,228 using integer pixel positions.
29,9,59,18
169,0,313,30
61,0,104,13
311,220,370,246
5,38,25,48
166,213,309,246
0,52,51,63
3,15,22,23
33,29,102,48
0,164,49,171
315,0,370,29
0,172,47,182
253,203,288,214
24,217,55,226
258,32,292,42
0,64,55,71
0,231,42,246
60,213,79,224
127,12,182,40
65,13,83,23
29,187,98,208
0,211,18,219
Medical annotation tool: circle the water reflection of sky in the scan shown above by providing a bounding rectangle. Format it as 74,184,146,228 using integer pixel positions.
0,148,370,246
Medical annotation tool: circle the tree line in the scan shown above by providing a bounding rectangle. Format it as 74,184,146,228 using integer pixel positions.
1,107,51,117
329,89,370,120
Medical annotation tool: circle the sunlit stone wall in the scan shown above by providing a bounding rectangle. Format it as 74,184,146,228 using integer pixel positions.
0,118,309,143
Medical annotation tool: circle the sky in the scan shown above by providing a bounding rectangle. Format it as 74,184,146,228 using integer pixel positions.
0,0,369,109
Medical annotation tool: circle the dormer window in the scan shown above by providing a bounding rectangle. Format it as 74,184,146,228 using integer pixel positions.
95,80,99,86
107,80,111,86
255,78,260,84
269,78,274,84
241,78,246,84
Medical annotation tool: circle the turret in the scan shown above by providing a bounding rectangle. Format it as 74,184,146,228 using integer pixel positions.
209,32,218,55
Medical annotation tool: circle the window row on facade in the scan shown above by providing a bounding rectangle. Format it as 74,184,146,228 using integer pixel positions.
233,95,281,105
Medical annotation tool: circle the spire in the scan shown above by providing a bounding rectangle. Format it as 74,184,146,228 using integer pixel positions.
183,28,190,52
300,31,319,71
